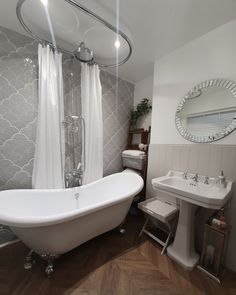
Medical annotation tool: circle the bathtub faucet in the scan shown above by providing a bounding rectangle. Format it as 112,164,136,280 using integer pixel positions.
65,168,83,188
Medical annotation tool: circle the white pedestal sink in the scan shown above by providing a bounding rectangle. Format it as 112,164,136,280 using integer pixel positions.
152,171,233,270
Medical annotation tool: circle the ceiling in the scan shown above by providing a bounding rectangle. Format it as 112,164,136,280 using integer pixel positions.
1,0,236,82
19,0,131,66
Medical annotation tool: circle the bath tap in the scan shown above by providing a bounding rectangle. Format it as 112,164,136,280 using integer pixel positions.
72,169,83,186
65,166,83,188
65,172,72,188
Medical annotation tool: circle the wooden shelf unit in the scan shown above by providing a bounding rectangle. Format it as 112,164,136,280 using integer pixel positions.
125,126,151,198
127,128,151,150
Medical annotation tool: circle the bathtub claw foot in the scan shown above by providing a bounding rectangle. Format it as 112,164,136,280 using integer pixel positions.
24,261,34,270
118,219,126,235
41,254,58,278
45,263,54,278
24,250,35,270
119,228,126,235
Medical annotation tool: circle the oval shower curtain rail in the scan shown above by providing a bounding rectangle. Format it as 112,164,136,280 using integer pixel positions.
16,0,132,68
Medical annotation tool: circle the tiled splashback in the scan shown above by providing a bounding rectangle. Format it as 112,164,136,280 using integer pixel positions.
147,143,236,271
0,25,134,190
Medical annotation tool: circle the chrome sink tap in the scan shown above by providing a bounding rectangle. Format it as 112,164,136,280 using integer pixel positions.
204,176,209,184
192,173,199,183
183,171,188,180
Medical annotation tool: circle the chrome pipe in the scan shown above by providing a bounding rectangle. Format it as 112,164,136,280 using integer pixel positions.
63,115,86,173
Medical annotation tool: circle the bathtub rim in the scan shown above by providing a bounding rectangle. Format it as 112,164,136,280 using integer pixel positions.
0,172,143,228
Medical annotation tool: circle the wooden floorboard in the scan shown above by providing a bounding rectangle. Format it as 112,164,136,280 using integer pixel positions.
0,215,235,295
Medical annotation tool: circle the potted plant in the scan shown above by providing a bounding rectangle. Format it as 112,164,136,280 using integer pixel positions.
130,98,152,130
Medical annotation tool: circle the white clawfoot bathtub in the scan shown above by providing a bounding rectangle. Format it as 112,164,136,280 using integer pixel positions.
0,172,143,255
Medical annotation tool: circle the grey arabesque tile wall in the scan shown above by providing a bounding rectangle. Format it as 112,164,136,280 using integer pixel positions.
0,26,38,190
0,25,134,190
101,70,134,175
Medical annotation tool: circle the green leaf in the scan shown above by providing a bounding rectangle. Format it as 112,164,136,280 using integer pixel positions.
130,98,152,123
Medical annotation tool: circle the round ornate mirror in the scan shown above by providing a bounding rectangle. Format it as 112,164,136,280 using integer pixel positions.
175,79,236,143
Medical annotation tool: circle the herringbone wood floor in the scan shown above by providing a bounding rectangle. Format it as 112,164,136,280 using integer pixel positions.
0,215,235,295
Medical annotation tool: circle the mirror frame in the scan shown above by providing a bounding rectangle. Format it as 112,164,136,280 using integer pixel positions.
175,78,236,143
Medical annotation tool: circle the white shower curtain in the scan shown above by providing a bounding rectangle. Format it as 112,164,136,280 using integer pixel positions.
32,44,65,189
81,63,103,184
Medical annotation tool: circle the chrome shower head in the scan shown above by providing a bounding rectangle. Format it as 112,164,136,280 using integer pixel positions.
74,42,93,63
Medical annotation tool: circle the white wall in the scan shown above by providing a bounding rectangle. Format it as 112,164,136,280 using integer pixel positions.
149,19,236,272
151,19,236,145
134,75,153,130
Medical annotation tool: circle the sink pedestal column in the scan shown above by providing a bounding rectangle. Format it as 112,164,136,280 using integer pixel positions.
167,200,199,270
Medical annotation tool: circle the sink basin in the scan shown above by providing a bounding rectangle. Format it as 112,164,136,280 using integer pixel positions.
152,170,233,209
152,170,233,271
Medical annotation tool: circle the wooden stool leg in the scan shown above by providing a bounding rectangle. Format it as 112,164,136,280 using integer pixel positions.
138,217,149,238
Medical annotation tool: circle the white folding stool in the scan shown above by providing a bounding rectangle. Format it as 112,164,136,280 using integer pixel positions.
138,197,179,255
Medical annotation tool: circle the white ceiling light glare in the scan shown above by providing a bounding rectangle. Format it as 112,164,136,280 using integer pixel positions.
114,39,120,49
40,0,48,6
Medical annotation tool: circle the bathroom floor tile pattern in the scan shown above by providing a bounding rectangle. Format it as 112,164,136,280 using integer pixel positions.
0,215,235,295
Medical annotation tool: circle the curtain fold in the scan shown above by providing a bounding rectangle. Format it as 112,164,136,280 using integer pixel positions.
32,44,65,189
81,63,103,184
